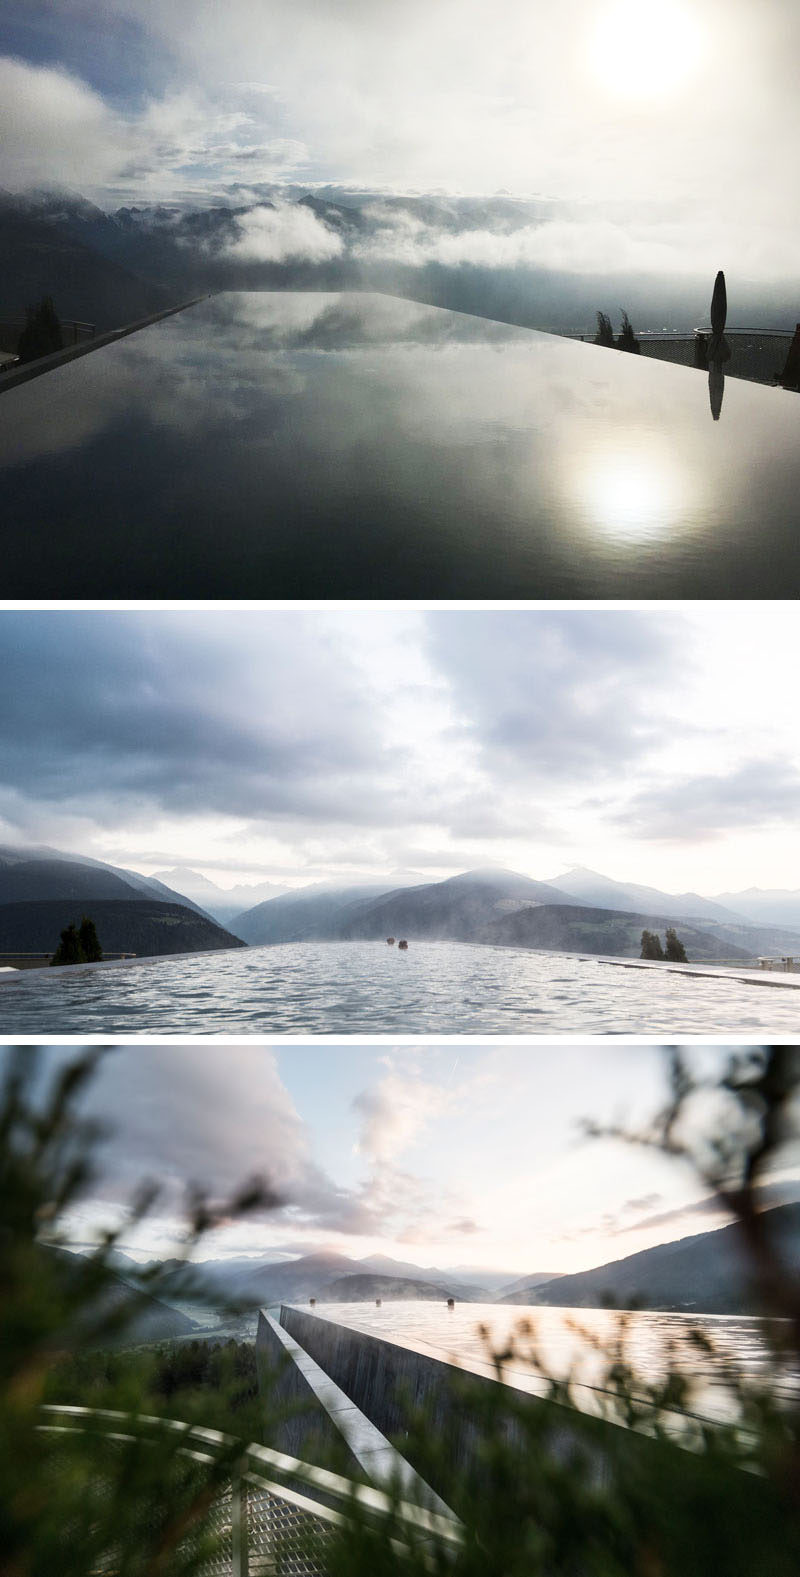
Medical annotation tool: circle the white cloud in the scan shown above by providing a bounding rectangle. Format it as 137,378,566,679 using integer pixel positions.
0,57,122,189
224,202,344,263
353,1068,451,1164
5,0,800,279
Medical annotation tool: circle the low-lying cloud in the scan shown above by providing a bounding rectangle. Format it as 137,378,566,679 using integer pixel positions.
224,202,344,263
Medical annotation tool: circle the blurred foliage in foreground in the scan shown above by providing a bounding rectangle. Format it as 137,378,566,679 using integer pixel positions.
1,1046,800,1575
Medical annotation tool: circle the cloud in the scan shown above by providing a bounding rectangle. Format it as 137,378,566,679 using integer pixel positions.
353,1070,451,1164
0,56,122,188
0,612,404,834
351,207,718,280
622,758,800,840
14,1047,476,1255
0,54,307,199
617,1176,800,1237
4,0,800,283
426,609,680,788
224,202,344,263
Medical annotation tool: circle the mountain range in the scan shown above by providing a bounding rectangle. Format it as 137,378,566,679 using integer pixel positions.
5,183,800,352
0,844,244,961
46,1245,198,1343
150,866,289,927
112,1206,800,1317
119,1249,544,1308
3,845,800,967
227,866,800,963
519,1204,800,1315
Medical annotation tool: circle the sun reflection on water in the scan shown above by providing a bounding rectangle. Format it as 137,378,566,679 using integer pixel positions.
572,439,693,543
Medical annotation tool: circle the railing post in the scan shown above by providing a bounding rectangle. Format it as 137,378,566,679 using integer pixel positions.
231,1477,249,1577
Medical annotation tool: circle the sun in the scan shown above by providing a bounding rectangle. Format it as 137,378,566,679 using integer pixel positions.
586,0,704,101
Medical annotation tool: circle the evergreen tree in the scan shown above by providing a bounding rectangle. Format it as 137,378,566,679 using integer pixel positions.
617,309,640,353
640,929,664,960
594,311,615,347
50,922,87,966
78,915,103,963
664,926,688,962
16,297,64,365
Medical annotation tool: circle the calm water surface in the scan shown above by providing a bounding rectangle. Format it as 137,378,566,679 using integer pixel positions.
2,940,799,1035
4,291,800,597
307,1301,798,1423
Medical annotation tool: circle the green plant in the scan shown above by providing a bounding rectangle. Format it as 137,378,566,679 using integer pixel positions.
16,297,64,365
78,916,103,963
640,928,664,960
664,927,688,963
50,921,87,965
3,1049,799,1576
0,1048,278,1577
616,310,640,353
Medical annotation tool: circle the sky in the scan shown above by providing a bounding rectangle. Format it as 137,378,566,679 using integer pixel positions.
11,1042,797,1275
0,606,799,897
1,0,798,283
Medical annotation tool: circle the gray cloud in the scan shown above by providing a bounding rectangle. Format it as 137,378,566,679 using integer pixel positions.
618,1179,800,1238
426,609,680,787
7,1047,466,1249
622,758,800,840
0,612,405,831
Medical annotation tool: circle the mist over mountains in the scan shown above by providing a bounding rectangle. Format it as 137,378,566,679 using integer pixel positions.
3,183,796,340
230,866,800,963
150,866,289,928
110,1208,800,1317
3,843,800,965
0,844,243,958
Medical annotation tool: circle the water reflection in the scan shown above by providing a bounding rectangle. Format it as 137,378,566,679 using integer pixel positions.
709,364,725,421
3,291,799,596
573,437,690,542
2,940,799,1036
321,1303,799,1426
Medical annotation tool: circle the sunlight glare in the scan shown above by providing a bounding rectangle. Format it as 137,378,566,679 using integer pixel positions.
586,0,704,100
575,440,689,541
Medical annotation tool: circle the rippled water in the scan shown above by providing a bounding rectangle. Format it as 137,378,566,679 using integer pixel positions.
2,940,799,1035
306,1301,798,1423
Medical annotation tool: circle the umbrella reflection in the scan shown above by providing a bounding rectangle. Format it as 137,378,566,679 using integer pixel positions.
709,364,725,421
707,269,731,421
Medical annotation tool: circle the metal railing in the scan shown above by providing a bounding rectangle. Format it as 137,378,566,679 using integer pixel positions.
39,1405,462,1575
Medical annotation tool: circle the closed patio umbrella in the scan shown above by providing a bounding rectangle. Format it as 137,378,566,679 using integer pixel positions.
708,269,730,419
708,270,731,367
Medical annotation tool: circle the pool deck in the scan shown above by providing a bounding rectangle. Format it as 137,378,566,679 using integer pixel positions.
591,955,800,989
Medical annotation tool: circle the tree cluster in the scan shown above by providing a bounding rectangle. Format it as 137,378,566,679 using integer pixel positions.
640,927,689,962
50,916,103,967
16,297,64,365
594,309,641,352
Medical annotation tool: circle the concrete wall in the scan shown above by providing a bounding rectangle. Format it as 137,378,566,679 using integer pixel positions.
257,1310,454,1519
277,1305,624,1508
256,1309,363,1474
